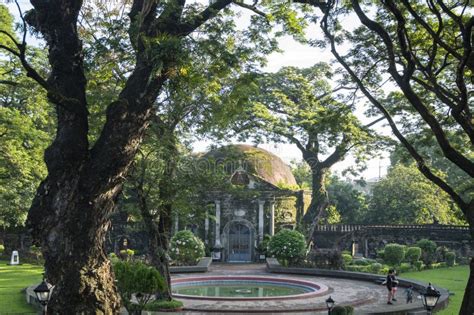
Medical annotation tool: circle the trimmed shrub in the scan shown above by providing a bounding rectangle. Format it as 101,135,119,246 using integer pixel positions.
0,244,4,255
446,252,456,267
405,247,422,264
113,261,166,314
170,230,205,266
345,265,370,273
376,250,384,260
331,305,354,315
352,259,371,266
369,263,383,274
342,254,352,266
398,262,413,273
416,239,437,266
384,243,405,266
414,260,423,271
268,229,306,266
144,299,184,311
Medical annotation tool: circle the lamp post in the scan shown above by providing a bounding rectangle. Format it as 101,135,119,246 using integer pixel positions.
422,283,441,315
34,275,53,315
325,296,335,315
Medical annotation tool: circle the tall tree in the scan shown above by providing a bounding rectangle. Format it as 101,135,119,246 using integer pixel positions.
310,0,473,311
368,163,463,225
239,63,381,241
0,0,317,312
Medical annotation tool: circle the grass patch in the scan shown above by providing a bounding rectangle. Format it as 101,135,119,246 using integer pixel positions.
0,259,43,315
402,265,468,315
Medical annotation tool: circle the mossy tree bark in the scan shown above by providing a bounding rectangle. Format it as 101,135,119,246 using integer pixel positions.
15,0,233,312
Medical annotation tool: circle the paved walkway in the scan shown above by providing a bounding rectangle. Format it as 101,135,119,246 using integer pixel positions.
167,263,424,314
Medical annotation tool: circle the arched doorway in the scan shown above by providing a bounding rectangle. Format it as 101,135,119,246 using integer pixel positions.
228,222,251,262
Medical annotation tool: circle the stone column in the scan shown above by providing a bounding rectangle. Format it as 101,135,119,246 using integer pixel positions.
258,200,265,242
204,209,209,244
269,201,275,236
214,200,222,248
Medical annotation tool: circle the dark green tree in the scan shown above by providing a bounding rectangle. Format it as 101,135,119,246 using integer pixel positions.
311,1,473,310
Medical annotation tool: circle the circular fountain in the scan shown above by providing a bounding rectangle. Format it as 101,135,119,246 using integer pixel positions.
172,276,329,301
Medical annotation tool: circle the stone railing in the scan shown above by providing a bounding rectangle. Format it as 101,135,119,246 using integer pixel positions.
314,224,470,233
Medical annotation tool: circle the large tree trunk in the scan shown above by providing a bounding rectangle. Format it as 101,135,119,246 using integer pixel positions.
302,166,329,243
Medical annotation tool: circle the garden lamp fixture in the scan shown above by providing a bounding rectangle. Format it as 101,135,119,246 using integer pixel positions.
325,296,335,314
422,283,440,314
34,275,53,315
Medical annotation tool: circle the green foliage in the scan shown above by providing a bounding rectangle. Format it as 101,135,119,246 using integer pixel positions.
119,249,135,261
446,252,456,267
256,234,272,256
369,263,382,274
268,229,306,266
436,246,450,263
367,164,460,224
416,239,438,266
144,299,184,311
398,263,413,274
169,230,205,266
113,261,166,313
0,244,4,255
327,175,369,224
405,247,422,265
414,261,424,271
344,265,370,273
352,258,372,266
383,244,405,266
342,254,352,266
331,305,354,315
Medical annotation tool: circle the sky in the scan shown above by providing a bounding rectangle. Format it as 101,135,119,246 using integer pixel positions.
4,1,391,179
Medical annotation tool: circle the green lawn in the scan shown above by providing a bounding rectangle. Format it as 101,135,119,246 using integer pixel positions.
0,259,43,315
402,265,469,315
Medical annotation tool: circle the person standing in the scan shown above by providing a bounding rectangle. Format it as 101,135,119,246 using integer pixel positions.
384,269,397,305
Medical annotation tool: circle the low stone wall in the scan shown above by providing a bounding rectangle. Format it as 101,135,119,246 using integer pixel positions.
266,258,450,315
313,224,472,258
169,257,212,273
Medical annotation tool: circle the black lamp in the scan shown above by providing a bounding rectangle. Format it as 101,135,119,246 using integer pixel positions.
422,283,441,314
34,275,53,315
326,296,335,314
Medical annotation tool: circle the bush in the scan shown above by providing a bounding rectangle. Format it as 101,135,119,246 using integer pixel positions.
268,229,306,266
369,263,383,274
331,305,354,315
436,246,450,262
384,243,405,266
414,260,423,271
344,265,370,273
376,250,384,260
416,239,437,266
352,258,372,266
398,262,413,273
446,252,456,267
405,247,422,264
113,260,166,314
119,249,135,261
144,299,184,311
256,234,272,257
342,254,352,266
0,244,4,255
306,249,343,269
169,230,205,266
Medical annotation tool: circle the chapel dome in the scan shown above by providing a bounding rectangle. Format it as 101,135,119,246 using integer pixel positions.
204,144,297,188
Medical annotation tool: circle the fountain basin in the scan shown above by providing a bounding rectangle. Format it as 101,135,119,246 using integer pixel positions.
171,276,329,301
